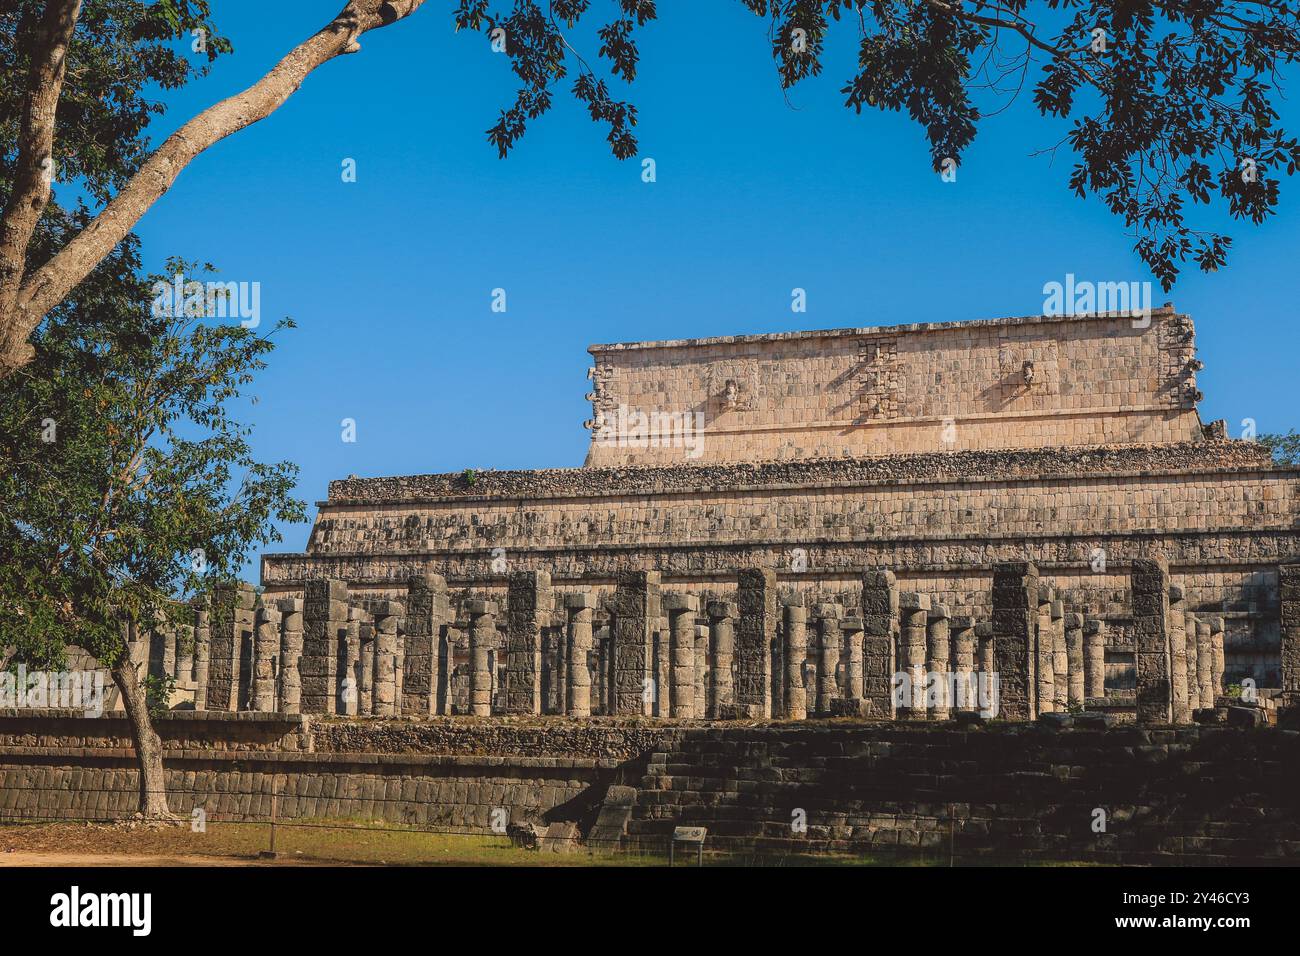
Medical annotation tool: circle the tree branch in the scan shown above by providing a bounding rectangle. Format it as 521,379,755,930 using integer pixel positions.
0,0,83,373
0,0,427,378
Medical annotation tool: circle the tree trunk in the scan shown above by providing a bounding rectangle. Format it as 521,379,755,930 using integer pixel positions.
0,0,428,379
110,657,173,819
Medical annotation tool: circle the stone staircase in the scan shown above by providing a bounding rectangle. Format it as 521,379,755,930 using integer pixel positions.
593,724,1300,864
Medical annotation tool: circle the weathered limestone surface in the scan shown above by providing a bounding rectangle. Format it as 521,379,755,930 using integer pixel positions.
277,598,303,715
611,571,659,716
1084,618,1105,701
565,593,594,718
1064,612,1084,709
192,606,210,711
899,592,929,716
842,616,864,703
372,602,403,717
993,562,1038,721
707,602,736,718
664,594,699,719
1282,565,1300,705
1195,617,1214,710
734,569,776,719
251,604,279,713
1035,586,1055,716
782,601,807,721
926,603,950,720
404,573,448,716
1168,586,1190,723
1050,599,1067,713
813,604,841,717
861,571,898,718
467,601,497,718
7,715,1300,865
506,571,551,716
208,583,255,713
585,312,1203,464
1131,557,1173,725
951,615,975,712
302,579,347,715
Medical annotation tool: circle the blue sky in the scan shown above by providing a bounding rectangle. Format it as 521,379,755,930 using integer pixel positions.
112,3,1300,580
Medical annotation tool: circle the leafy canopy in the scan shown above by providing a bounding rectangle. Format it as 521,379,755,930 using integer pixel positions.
0,0,230,204
0,212,305,670
460,1,1300,289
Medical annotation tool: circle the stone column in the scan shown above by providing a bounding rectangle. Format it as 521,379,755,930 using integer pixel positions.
394,613,406,714
861,571,899,719
813,604,842,717
1064,612,1085,709
192,603,210,711
564,593,594,717
975,620,994,697
595,624,611,715
1051,599,1067,713
926,603,951,720
1194,616,1214,710
735,568,777,719
992,561,1039,721
611,570,660,715
340,607,363,716
1185,612,1200,713
951,615,976,712
654,616,670,717
694,623,709,717
769,611,783,721
504,571,550,715
302,579,348,715
359,620,375,714
1210,616,1226,705
403,572,448,716
1167,585,1190,723
277,598,303,714
708,602,736,718
664,594,698,719
1131,557,1173,725
842,615,864,702
1035,585,1055,715
208,582,256,712
782,600,807,721
1083,617,1106,701
467,601,496,717
548,620,567,715
148,620,176,684
371,601,403,717
1282,565,1300,707
175,622,194,688
251,604,280,712
899,592,929,717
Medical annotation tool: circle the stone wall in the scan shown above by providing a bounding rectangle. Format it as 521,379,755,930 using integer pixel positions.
625,723,1300,864
2,714,1297,864
584,310,1202,465
261,440,1300,622
0,712,669,830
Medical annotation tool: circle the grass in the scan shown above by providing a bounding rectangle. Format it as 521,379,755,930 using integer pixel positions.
0,819,950,867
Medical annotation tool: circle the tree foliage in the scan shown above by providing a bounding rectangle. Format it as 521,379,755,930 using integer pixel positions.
0,210,305,672
1260,431,1300,465
459,1,1300,289
0,0,230,204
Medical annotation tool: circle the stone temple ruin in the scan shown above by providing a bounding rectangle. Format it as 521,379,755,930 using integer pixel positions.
240,306,1298,724
8,307,1300,862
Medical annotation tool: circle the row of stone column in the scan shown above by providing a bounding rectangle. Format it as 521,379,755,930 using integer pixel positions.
154,557,1271,725
993,558,1227,725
